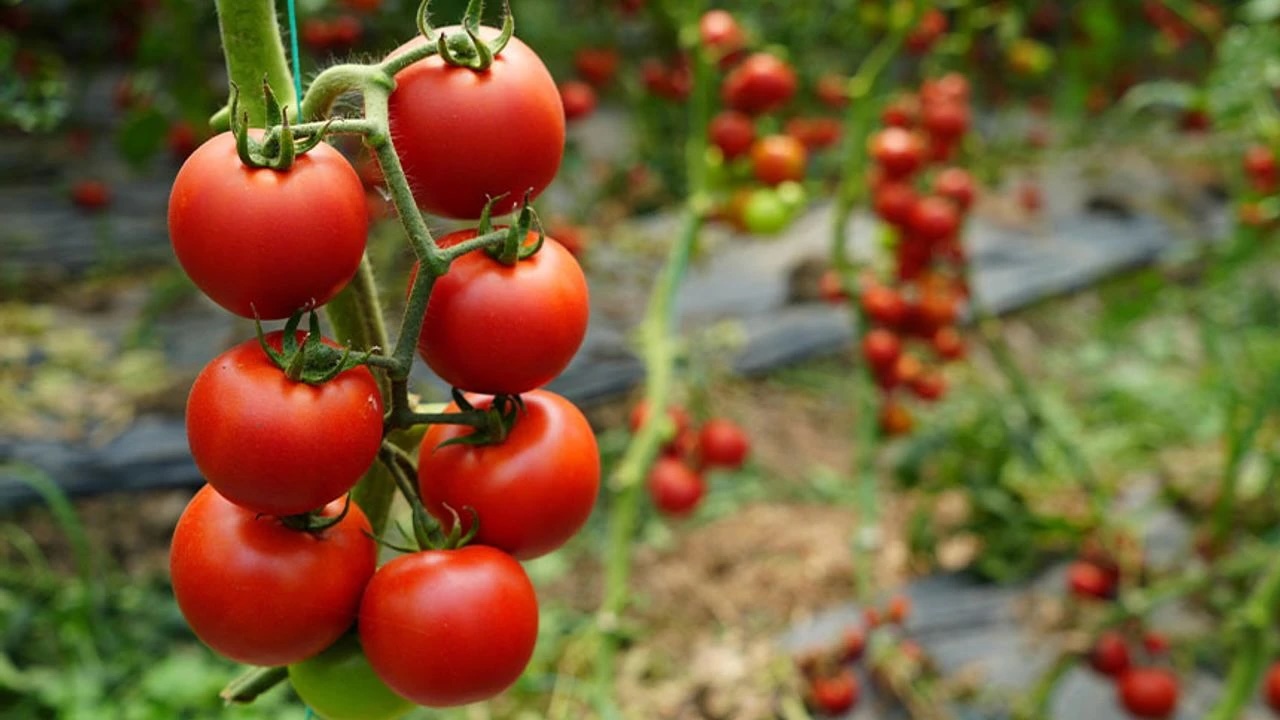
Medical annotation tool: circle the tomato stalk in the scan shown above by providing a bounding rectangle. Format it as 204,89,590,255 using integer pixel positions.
213,0,296,127
593,22,712,714
1205,555,1280,720
220,665,288,705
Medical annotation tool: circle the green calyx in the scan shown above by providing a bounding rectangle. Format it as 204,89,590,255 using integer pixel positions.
230,80,331,170
477,193,545,265
256,311,370,385
278,495,353,533
416,0,514,70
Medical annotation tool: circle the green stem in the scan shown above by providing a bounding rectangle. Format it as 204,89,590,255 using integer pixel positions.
213,0,296,127
220,666,288,705
299,64,393,122
1204,556,1280,720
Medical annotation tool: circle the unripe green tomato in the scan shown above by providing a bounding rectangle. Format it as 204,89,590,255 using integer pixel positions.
288,635,415,720
743,188,792,235
775,180,807,214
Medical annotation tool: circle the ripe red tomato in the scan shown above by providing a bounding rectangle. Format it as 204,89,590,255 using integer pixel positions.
559,80,597,121
1142,632,1170,656
909,195,961,242
697,418,750,469
841,626,866,662
574,46,619,87
71,179,110,211
328,15,362,49
921,100,969,143
785,116,842,151
807,669,859,715
932,326,965,360
170,486,376,666
815,74,848,109
881,94,919,128
750,134,807,185
933,167,975,211
1244,144,1275,179
709,110,756,160
698,9,745,58
862,328,902,369
418,390,599,560
359,546,538,707
186,331,383,517
873,181,917,226
288,634,415,720
1263,661,1280,712
882,352,923,391
910,370,946,402
641,55,692,101
879,400,914,436
648,457,706,517
1067,560,1117,600
388,27,564,219
722,53,797,115
1089,632,1131,677
1118,667,1179,719
168,132,367,319
870,127,925,179
818,269,848,304
887,594,912,624
415,229,588,394
905,8,947,55
920,73,970,106
546,220,588,257
302,18,335,52
860,284,908,327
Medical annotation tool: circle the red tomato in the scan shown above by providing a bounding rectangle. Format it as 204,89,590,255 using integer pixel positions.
750,134,807,185
909,195,961,242
559,80,597,121
170,486,376,666
168,132,366,319
880,352,922,390
641,56,692,101
699,9,745,58
630,400,692,437
808,669,859,715
574,47,620,87
879,400,914,436
910,369,946,402
933,167,975,211
920,73,970,106
785,116,842,151
546,220,588,257
1263,661,1280,712
415,229,589,394
388,27,564,219
697,418,750,469
862,328,902,369
418,390,599,560
328,15,362,49
1142,632,1170,657
359,547,538,707
881,94,919,128
1089,632,1131,677
709,110,756,160
873,181,917,226
870,127,925,179
815,74,848,109
922,101,969,143
841,626,866,662
722,53,797,115
887,594,912,624
905,8,947,55
860,284,908,327
1067,560,1117,601
648,457,706,517
932,326,965,361
302,18,335,52
1118,668,1179,719
71,179,110,211
818,268,848,304
186,331,383,516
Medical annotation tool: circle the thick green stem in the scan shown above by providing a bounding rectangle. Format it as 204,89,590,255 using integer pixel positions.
213,0,296,127
220,666,288,705
1205,556,1280,720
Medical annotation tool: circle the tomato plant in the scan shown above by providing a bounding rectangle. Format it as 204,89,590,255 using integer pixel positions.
168,132,367,320
414,228,589,395
418,390,600,560
358,546,539,707
388,27,564,219
169,486,376,666
185,331,383,517
288,635,414,720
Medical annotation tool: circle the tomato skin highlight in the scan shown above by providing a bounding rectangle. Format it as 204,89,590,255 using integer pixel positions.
418,390,600,560
185,331,384,517
415,230,589,395
168,132,368,320
388,28,565,219
359,546,539,708
169,486,376,666
289,634,415,720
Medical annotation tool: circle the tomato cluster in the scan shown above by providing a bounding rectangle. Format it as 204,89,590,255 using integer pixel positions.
167,17,597,717
630,401,751,518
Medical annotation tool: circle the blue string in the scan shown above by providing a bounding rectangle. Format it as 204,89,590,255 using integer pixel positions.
286,0,304,104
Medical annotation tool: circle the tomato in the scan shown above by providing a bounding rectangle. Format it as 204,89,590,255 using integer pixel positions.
910,369,946,402
722,53,797,116
709,110,756,160
641,56,691,101
359,546,539,707
886,594,912,624
869,128,925,179
905,8,947,54
750,134,807,185
921,101,969,143
170,486,376,666
860,284,908,327
328,15,362,49
288,635,415,720
815,73,848,109
932,326,965,360
185,331,383,516
341,0,382,13
1118,668,1179,719
168,132,366,319
559,80,597,122
881,94,919,128
841,626,865,663
1089,632,1131,677
697,418,750,470
648,457,706,517
302,18,335,52
574,47,619,87
742,187,793,235
879,400,914,436
784,116,841,151
1067,560,1117,600
546,220,588,257
1264,661,1280,712
418,390,599,560
1245,144,1277,192
873,181,917,226
933,167,975,211
699,9,745,58
807,669,859,715
920,73,969,106
819,269,848,304
415,229,589,394
71,179,110,211
909,195,960,242
1142,632,1169,657
862,328,902,369
388,27,564,219
1179,108,1211,134
881,352,922,391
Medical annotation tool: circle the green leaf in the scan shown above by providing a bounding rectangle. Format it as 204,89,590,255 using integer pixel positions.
1243,0,1280,23
1121,80,1197,113
1207,25,1280,127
